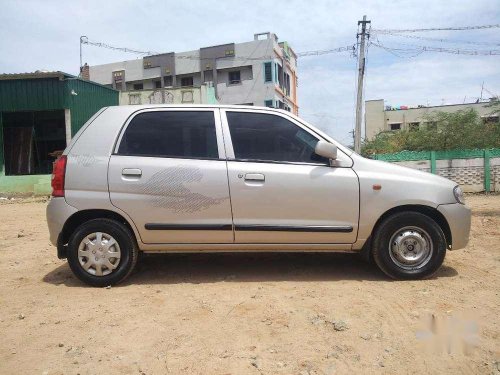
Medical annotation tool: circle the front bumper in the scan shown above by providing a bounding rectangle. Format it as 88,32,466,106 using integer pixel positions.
437,202,471,250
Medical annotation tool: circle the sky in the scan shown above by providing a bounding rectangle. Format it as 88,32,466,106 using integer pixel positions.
1,0,499,145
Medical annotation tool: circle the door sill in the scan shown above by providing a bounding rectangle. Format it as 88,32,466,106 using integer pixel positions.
140,243,355,253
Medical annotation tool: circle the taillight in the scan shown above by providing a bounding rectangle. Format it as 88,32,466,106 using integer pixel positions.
51,155,67,197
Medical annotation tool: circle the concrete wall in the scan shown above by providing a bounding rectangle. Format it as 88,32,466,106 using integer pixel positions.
90,60,161,85
390,157,500,193
365,100,496,140
0,173,51,195
119,86,213,105
365,100,385,140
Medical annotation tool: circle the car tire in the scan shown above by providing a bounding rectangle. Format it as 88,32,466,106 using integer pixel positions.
67,218,138,287
372,212,447,280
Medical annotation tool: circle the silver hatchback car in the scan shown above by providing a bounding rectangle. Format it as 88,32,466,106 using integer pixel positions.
46,105,471,286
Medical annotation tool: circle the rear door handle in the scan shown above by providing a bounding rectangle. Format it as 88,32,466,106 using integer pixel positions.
244,173,265,182
122,168,142,177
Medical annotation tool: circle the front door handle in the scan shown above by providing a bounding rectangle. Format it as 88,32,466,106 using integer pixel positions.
122,168,142,177
244,173,265,182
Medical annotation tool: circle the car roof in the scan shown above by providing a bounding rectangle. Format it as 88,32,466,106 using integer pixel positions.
105,104,290,114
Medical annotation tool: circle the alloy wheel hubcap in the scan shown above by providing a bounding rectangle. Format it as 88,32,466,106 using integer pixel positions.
78,232,121,276
389,226,433,270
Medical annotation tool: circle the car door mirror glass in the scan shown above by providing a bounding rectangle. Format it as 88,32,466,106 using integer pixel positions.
315,140,337,160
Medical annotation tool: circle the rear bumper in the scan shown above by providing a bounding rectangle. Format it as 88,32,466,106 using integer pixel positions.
46,197,78,247
437,203,471,250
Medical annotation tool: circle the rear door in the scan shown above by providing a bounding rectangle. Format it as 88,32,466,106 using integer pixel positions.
221,109,359,244
108,108,233,244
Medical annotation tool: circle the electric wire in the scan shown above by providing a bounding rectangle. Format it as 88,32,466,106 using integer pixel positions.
372,24,500,34
81,37,354,60
379,32,500,47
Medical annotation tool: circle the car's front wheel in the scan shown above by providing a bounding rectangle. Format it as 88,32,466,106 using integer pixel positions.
372,212,447,279
67,219,138,287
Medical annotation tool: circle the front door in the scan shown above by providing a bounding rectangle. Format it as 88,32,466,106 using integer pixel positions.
222,110,359,244
108,109,233,244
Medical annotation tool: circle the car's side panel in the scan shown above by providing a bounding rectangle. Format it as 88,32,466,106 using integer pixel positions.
65,106,137,212
226,161,359,243
108,156,233,244
352,154,457,248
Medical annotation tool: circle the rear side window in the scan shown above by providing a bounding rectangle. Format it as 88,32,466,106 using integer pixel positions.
118,111,218,159
226,112,328,164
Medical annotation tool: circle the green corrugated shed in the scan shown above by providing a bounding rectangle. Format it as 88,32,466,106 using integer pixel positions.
0,78,66,112
0,72,118,136
65,79,119,135
0,71,118,193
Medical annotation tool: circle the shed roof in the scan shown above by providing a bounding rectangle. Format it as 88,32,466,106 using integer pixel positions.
0,71,75,81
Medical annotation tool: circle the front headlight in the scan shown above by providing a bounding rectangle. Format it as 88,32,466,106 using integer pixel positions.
453,185,465,204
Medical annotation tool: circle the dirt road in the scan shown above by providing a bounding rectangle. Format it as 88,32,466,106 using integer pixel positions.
0,194,498,374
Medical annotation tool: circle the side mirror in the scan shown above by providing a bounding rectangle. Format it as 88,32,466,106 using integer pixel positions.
315,140,337,160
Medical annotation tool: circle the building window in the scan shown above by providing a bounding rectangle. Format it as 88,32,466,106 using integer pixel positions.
164,75,173,87
133,83,143,90
2,111,66,176
118,111,218,159
154,80,162,89
113,70,124,90
226,112,328,164
264,62,273,83
284,73,291,96
264,100,274,108
180,76,194,87
390,123,401,131
277,64,283,89
228,71,241,85
203,70,213,83
408,122,419,131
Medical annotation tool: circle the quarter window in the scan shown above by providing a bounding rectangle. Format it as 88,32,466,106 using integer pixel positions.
118,111,218,159
226,112,328,164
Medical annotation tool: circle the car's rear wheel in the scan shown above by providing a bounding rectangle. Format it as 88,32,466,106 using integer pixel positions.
67,219,138,287
372,212,447,279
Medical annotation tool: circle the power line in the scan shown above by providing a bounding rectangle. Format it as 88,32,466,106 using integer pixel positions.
81,37,159,55
81,36,354,60
373,24,500,34
380,32,500,46
371,41,500,56
297,46,355,57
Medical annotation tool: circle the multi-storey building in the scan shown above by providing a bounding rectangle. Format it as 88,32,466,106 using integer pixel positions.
88,32,299,114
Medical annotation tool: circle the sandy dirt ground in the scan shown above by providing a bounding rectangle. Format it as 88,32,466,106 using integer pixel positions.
0,194,498,375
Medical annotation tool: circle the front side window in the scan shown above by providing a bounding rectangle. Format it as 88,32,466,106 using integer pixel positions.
226,112,328,164
118,111,218,159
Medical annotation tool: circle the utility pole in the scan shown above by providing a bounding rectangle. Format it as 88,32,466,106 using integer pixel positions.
79,36,87,77
354,15,370,153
